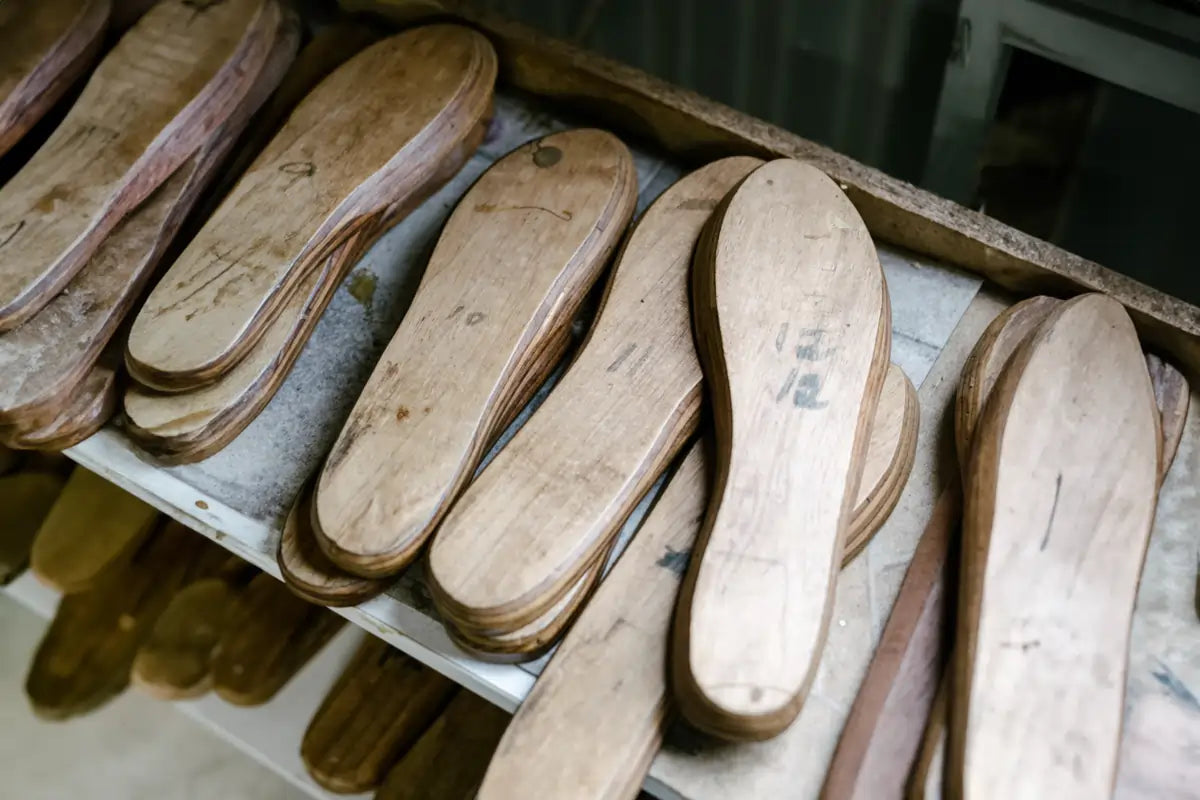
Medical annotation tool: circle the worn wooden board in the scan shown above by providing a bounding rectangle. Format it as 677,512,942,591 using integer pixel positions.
0,0,290,330
30,466,159,594
126,24,497,390
0,0,109,158
301,635,458,793
1,357,118,451
677,159,890,740
952,295,1159,800
428,156,758,630
315,128,637,577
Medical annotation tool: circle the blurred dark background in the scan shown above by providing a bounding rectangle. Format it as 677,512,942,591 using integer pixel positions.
459,0,1200,303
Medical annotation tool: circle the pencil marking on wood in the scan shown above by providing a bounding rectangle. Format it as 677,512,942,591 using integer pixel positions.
677,197,718,211
474,202,573,221
775,367,798,403
447,304,465,320
775,323,788,353
793,373,828,410
1040,472,1063,551
466,311,485,326
1152,661,1200,711
0,220,24,249
606,342,637,373
1000,639,1041,652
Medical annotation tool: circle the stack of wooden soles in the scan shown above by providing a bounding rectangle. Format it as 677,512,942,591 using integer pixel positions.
0,0,110,160
122,24,498,464
474,365,918,799
423,157,760,660
302,635,511,798
672,159,892,742
820,294,1191,799
0,0,300,449
283,129,638,602
16,473,347,716
0,448,67,584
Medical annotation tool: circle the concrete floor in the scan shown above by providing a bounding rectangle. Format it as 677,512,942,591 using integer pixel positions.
0,594,306,800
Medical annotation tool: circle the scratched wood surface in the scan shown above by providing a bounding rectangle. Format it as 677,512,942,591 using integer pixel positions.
0,0,287,330
30,466,159,594
315,129,637,577
130,558,256,700
0,20,296,432
0,0,109,158
951,295,1160,800
25,518,229,719
126,24,497,390
301,635,458,793
427,156,760,635
676,159,891,741
0,470,65,585
378,689,511,800
476,363,920,800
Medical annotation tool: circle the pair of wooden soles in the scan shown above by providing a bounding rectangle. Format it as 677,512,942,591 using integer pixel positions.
121,25,497,463
669,159,892,741
822,293,1189,799
124,24,498,394
0,0,298,331
310,127,641,583
0,0,110,160
302,634,510,796
0,0,300,441
475,366,916,800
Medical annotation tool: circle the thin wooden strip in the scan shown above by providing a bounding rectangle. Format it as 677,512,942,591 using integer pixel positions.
907,675,949,800
130,557,257,700
124,115,489,464
30,466,159,594
211,573,346,706
127,24,497,390
1145,352,1189,481
0,0,292,330
952,294,1159,799
378,690,511,800
0,15,299,428
427,156,760,628
278,479,390,607
301,636,458,794
0,0,110,158
675,159,890,741
314,128,637,577
25,518,229,719
0,471,66,585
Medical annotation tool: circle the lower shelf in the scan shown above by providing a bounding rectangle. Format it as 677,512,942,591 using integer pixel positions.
2,571,371,800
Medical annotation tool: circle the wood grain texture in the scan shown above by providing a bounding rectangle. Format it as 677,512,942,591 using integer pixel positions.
427,156,760,629
315,129,637,577
378,689,511,800
130,558,256,700
0,356,118,451
907,675,949,800
279,478,390,607
126,24,497,390
0,470,65,585
396,1,1200,381
301,635,458,793
480,379,920,800
1146,352,1189,481
0,0,110,158
30,466,159,594
0,17,298,430
25,518,229,719
211,572,346,706
675,159,891,740
951,294,1159,800
0,0,289,330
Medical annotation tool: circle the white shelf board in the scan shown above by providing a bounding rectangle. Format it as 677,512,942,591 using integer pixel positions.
2,571,371,800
